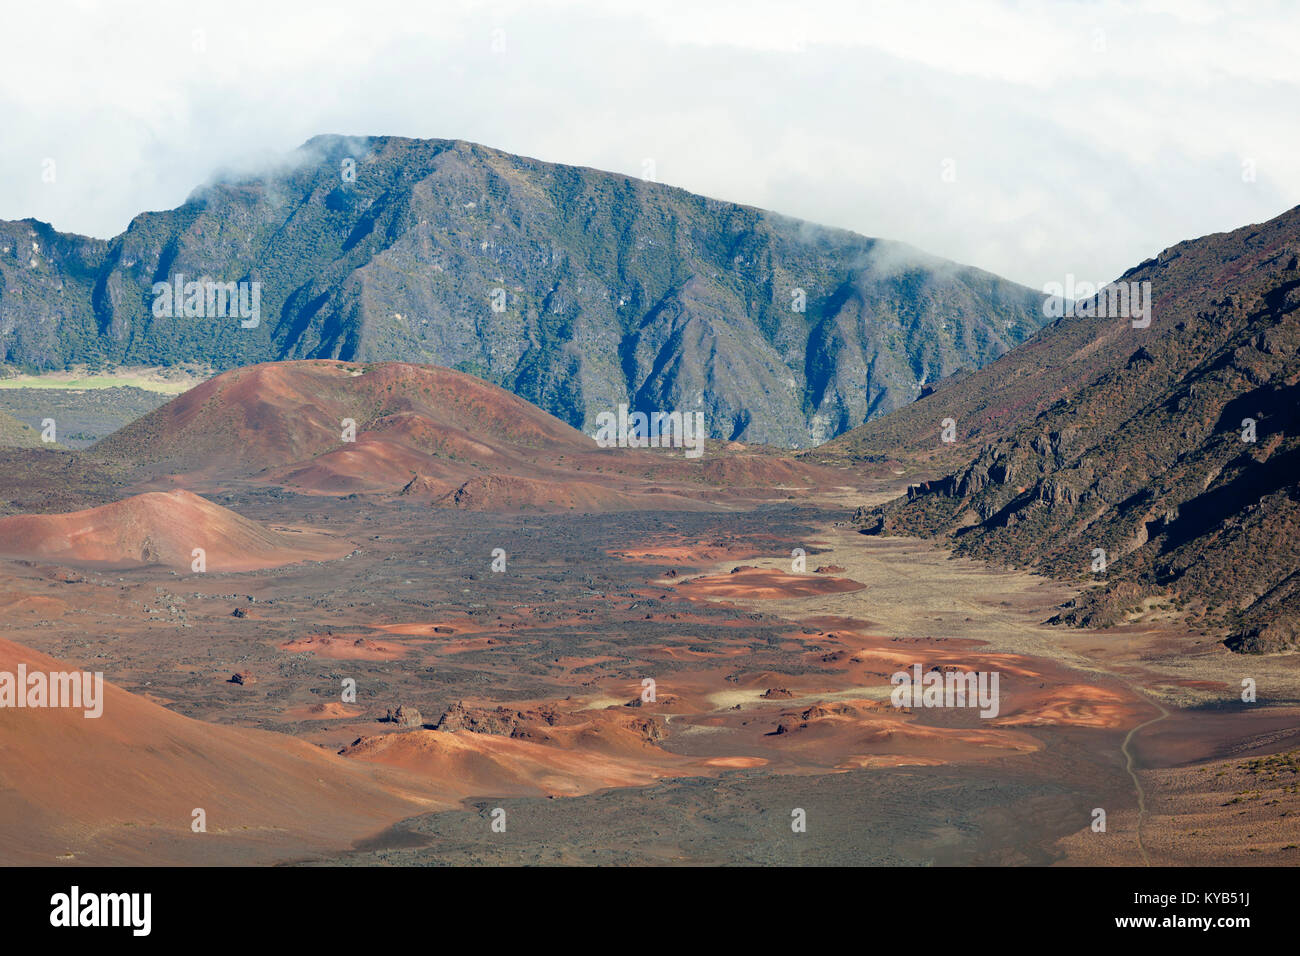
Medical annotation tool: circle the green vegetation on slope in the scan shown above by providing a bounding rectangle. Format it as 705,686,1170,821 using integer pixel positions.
0,136,1047,446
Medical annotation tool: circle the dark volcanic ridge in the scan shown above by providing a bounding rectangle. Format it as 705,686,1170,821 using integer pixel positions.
847,204,1300,652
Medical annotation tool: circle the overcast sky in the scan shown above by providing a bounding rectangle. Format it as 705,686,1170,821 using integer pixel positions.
1,0,1296,288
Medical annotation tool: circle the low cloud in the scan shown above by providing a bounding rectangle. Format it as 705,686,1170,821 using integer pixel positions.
0,0,1296,288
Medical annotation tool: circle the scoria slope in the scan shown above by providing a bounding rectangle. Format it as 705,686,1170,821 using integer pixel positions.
93,359,592,476
89,358,844,509
0,489,347,569
0,636,435,865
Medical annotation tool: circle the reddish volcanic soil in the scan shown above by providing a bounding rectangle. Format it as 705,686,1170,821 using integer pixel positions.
434,474,696,512
273,438,459,495
675,567,867,599
340,708,690,800
283,702,364,721
2,360,1294,866
0,637,433,865
95,360,592,477
280,634,410,661
92,360,840,511
0,489,348,570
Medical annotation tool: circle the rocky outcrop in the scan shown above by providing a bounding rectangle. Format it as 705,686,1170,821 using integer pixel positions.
383,705,423,728
1225,619,1300,655
848,207,1300,649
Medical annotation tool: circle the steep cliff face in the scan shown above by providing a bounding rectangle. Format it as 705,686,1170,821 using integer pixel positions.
0,135,1046,446
852,206,1300,650
0,219,109,367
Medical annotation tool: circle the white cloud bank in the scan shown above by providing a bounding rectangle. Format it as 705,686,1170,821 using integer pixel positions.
0,0,1296,288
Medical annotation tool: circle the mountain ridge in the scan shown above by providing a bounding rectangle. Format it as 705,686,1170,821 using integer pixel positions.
846,204,1300,652
0,134,1049,446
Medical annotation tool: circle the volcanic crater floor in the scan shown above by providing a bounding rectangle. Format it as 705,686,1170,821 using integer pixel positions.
3,492,1297,866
